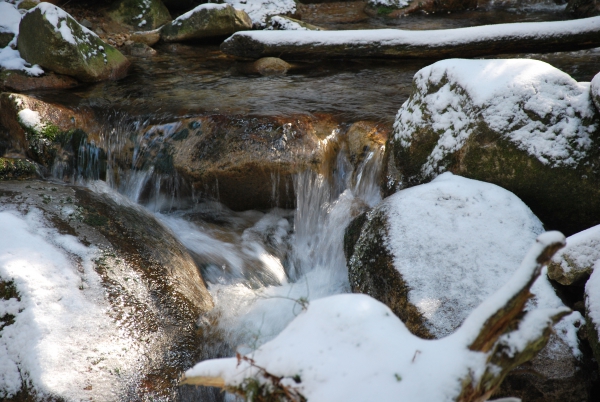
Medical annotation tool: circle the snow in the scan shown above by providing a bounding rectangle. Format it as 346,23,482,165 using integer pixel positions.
0,2,43,76
383,172,544,337
585,260,600,339
551,224,600,276
186,232,569,402
0,208,134,400
0,2,22,35
592,71,600,109
394,59,597,174
369,0,412,8
224,0,296,26
267,16,311,31
225,15,600,45
173,2,229,25
17,108,43,131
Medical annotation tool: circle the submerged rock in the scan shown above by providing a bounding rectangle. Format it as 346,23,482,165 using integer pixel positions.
387,58,600,236
345,173,590,401
18,3,130,82
252,57,291,75
0,180,213,401
108,0,172,30
160,3,252,42
548,225,600,286
121,42,158,57
0,70,79,91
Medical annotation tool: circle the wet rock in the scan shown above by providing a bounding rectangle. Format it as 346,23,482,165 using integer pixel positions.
0,32,14,48
0,70,79,91
160,3,252,42
121,42,157,57
131,29,161,46
18,4,131,82
253,57,291,75
108,0,172,31
0,180,213,401
548,225,600,286
266,15,323,30
365,0,477,17
116,114,340,211
0,157,38,180
386,58,600,236
567,0,600,17
345,172,590,401
346,121,389,166
296,2,369,25
0,93,101,174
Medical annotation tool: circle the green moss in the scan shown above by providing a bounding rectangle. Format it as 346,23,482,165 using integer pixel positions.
0,158,37,180
1,280,19,329
376,6,396,15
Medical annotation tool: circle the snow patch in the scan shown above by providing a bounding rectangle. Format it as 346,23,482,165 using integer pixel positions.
552,224,600,276
267,16,310,31
172,2,229,25
586,260,600,339
369,0,412,8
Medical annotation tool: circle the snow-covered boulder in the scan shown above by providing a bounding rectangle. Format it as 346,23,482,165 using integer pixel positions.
0,180,214,400
548,224,600,286
266,15,323,31
160,3,252,42
387,58,600,236
224,0,297,27
108,0,172,31
17,3,130,82
183,232,572,401
345,173,588,401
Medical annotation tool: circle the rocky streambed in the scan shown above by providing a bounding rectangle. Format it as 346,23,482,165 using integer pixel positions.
2,0,600,401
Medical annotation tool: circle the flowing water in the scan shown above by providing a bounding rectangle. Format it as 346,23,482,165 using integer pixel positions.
23,2,600,399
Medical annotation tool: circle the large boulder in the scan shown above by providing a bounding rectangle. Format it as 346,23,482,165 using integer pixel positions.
548,224,600,286
345,173,590,401
0,180,213,400
160,3,252,42
108,0,172,31
387,58,600,236
17,3,130,82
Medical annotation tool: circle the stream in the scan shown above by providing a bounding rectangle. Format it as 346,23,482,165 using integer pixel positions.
9,1,600,400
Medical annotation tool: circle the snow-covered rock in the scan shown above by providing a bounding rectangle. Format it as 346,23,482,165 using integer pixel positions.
160,3,252,42
387,58,600,236
108,0,172,30
0,180,213,400
366,0,477,18
345,173,588,401
548,224,600,285
17,3,130,82
184,232,571,401
266,15,323,31
224,0,297,27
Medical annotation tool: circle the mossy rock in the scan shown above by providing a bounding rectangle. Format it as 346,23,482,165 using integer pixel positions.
0,32,14,48
108,0,172,31
18,4,130,82
160,3,252,42
0,93,105,178
387,59,600,236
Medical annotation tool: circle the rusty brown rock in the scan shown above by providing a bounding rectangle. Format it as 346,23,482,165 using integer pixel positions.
0,70,79,91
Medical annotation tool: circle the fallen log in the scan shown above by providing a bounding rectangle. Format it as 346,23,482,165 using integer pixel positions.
221,16,600,60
